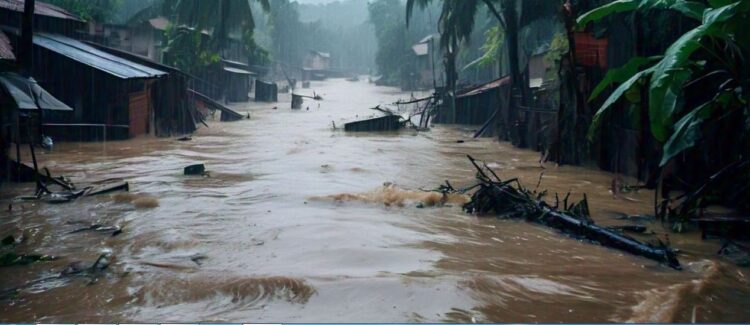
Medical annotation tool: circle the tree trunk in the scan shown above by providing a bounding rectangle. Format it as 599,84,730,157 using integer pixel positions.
503,3,524,147
20,0,34,76
443,37,458,123
556,0,582,165
217,0,229,56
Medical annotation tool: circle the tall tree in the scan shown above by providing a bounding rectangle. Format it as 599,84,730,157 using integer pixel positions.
162,0,270,74
406,0,524,128
166,0,269,55
406,0,483,122
267,0,303,67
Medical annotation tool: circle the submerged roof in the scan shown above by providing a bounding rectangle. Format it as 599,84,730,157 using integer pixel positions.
0,0,83,21
457,76,510,99
0,30,14,60
33,32,167,79
0,72,72,111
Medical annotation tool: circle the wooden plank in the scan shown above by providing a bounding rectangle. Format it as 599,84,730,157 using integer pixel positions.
84,181,129,196
128,90,150,137
188,89,244,122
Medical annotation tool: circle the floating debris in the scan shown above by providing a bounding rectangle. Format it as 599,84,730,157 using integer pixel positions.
0,252,57,267
440,155,681,269
184,164,206,176
69,224,122,236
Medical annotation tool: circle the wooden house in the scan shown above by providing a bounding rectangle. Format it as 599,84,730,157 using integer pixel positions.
3,30,167,140
302,50,330,80
434,77,510,136
411,34,437,90
222,59,255,103
0,0,85,36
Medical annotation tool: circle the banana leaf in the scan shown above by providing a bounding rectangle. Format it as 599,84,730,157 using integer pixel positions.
648,1,746,141
588,56,655,102
577,0,704,30
588,67,653,141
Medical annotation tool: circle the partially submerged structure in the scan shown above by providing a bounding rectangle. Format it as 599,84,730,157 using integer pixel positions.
3,30,168,140
222,59,255,103
411,34,438,90
344,115,403,132
255,80,278,102
87,42,199,136
302,50,330,80
455,77,510,127
0,72,73,182
0,0,204,141
432,77,510,137
188,89,244,122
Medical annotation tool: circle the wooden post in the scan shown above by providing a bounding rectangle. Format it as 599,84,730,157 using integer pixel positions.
19,0,34,76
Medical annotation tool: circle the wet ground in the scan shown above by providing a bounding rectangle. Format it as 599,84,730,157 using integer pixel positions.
1,78,749,323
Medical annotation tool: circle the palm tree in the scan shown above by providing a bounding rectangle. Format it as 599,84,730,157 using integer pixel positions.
406,0,479,123
166,0,270,55
406,0,523,127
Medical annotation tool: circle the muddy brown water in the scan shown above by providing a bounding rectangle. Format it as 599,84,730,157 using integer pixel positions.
1,79,749,323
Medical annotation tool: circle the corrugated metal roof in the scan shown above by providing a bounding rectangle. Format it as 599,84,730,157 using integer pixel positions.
222,59,249,68
0,30,14,60
0,0,83,21
34,33,167,79
0,72,72,111
457,76,510,99
223,66,255,75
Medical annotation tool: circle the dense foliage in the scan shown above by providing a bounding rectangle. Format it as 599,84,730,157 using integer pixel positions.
368,0,438,86
45,0,122,22
582,0,750,166
161,0,270,73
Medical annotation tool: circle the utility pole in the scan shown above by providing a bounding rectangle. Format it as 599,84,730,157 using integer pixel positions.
19,0,46,194
20,0,34,76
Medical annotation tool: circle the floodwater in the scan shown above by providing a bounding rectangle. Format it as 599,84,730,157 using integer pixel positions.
1,78,749,323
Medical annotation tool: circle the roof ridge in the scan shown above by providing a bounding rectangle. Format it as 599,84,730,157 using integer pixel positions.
36,32,163,77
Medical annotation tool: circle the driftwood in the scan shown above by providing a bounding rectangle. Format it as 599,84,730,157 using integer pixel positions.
453,155,681,269
14,179,129,204
295,92,323,101
369,105,397,116
394,95,435,105
84,181,129,196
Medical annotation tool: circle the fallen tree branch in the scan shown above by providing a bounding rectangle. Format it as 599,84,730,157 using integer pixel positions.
458,155,682,269
370,105,397,116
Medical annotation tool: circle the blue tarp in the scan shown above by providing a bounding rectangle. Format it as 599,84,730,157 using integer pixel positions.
34,32,167,80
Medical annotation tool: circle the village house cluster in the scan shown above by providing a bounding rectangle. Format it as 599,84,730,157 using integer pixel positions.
0,0,337,183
